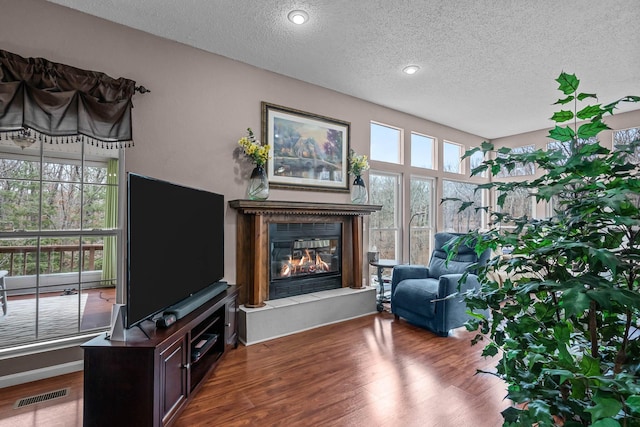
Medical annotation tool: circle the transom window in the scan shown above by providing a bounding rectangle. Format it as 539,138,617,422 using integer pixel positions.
443,141,464,174
370,122,402,164
410,132,435,169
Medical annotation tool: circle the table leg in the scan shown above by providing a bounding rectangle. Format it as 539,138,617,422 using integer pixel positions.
376,267,384,312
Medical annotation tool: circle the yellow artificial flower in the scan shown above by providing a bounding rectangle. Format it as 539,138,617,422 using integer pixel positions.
348,149,370,176
238,128,270,167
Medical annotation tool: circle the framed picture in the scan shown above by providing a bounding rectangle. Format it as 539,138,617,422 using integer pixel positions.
262,102,350,192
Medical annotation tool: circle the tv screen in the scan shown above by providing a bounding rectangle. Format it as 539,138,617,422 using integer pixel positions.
126,173,225,328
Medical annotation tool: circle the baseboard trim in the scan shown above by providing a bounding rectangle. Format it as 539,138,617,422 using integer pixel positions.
0,360,83,389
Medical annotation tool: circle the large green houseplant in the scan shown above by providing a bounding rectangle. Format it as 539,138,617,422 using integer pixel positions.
451,73,640,426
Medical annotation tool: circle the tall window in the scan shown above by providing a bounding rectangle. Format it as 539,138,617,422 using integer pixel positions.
496,145,536,177
0,139,119,349
613,127,640,163
442,179,485,232
370,122,402,164
409,177,433,265
410,132,435,169
443,141,463,173
497,187,534,229
613,126,640,207
368,172,400,261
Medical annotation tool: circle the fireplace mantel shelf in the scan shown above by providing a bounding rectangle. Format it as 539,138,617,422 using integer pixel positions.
229,199,382,308
228,199,382,216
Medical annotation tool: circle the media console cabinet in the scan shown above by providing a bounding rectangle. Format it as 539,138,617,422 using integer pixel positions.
82,285,239,427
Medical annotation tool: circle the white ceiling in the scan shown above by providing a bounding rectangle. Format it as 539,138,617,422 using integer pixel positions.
47,0,640,139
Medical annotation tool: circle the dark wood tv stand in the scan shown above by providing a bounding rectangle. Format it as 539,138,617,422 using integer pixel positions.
82,285,239,427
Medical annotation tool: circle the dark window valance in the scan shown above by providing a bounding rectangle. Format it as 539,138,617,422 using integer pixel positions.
0,49,145,149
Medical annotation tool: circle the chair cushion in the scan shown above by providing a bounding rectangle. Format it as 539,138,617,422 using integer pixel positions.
393,278,439,318
428,256,472,279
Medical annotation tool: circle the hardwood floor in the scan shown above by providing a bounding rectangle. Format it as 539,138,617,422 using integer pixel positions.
0,311,509,426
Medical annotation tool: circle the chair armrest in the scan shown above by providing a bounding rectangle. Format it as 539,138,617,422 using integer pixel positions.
391,265,429,294
438,273,481,299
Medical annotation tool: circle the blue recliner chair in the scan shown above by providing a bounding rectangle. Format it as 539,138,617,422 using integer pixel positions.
391,232,489,336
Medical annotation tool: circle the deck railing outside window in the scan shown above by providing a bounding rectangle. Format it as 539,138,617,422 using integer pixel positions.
0,244,103,277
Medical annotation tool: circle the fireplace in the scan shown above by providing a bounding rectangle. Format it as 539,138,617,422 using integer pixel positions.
269,222,342,300
229,200,381,307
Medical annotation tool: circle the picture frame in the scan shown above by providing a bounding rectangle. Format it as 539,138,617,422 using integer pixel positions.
261,102,350,192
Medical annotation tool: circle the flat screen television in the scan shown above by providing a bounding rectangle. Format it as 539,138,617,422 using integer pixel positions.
126,173,225,329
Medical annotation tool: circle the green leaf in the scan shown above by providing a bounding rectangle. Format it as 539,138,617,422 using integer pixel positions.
561,287,591,318
577,92,598,101
591,419,621,427
579,354,601,376
586,396,623,420
576,104,602,120
626,395,640,413
480,140,494,151
549,125,575,142
458,201,474,212
556,72,580,95
578,121,609,138
462,146,480,160
554,95,575,105
551,110,574,123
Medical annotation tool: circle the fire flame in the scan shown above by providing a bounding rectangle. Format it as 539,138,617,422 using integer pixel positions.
280,250,330,277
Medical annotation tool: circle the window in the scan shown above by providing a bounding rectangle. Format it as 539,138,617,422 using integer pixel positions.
370,122,402,164
613,127,640,163
497,187,534,229
469,148,486,177
368,172,400,261
410,132,435,169
0,139,119,349
442,179,485,232
443,141,463,173
613,126,640,208
409,176,433,265
546,137,599,214
496,145,536,177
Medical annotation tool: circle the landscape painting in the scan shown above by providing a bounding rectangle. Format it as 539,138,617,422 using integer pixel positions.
262,102,350,191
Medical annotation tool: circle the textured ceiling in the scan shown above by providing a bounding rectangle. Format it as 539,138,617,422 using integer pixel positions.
47,0,640,139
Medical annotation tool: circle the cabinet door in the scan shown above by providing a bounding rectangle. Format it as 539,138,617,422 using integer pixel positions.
225,295,238,348
160,336,188,426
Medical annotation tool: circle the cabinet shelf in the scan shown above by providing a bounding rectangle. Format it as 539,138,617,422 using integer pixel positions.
82,285,238,427
191,333,218,363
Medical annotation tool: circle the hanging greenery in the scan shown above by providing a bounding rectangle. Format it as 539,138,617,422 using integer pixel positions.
450,73,640,426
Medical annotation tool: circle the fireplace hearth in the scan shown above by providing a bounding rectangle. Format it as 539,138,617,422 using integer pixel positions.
269,222,342,299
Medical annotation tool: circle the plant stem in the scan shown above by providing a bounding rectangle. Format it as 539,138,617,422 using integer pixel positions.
589,300,598,358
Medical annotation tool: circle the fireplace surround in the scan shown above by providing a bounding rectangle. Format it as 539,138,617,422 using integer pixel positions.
229,200,381,307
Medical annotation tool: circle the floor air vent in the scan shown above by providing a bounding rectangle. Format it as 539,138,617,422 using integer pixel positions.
14,388,69,409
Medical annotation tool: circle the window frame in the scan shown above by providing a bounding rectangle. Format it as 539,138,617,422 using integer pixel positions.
0,141,122,350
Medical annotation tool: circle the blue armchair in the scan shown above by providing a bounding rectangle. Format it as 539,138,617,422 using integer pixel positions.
391,232,489,336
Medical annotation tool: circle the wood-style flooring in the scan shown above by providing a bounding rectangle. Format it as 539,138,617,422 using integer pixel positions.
0,311,509,426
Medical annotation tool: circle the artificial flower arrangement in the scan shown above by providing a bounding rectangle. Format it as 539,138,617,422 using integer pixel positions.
238,128,270,167
348,149,370,176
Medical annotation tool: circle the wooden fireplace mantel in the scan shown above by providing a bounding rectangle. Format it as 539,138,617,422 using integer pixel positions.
229,199,382,307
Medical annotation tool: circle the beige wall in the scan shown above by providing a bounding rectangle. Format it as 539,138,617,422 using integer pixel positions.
1,0,488,288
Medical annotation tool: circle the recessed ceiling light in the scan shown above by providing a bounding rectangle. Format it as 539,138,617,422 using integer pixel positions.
402,65,420,75
288,10,309,25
